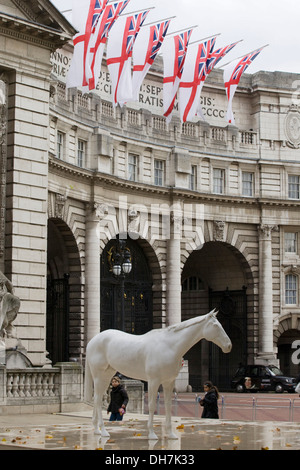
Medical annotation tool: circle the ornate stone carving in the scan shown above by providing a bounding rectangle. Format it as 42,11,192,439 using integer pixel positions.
259,224,278,240
285,107,300,149
128,209,140,234
94,203,109,220
55,193,67,219
213,221,225,242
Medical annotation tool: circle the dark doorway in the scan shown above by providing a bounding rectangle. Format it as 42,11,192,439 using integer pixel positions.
209,287,247,390
46,274,70,364
100,238,153,334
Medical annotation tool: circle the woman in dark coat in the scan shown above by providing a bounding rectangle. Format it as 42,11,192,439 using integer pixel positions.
107,376,129,421
200,381,219,419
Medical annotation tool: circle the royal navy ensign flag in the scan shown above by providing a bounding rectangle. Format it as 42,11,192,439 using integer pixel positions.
132,19,172,101
107,10,150,106
223,46,266,124
85,0,131,91
179,37,216,123
163,29,193,122
66,0,108,89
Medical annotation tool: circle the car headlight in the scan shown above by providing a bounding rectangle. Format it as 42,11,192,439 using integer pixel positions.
285,378,293,383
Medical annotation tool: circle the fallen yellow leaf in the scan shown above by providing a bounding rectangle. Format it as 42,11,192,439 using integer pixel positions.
176,424,184,429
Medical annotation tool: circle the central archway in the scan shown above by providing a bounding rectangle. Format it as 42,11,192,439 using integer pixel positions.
182,241,252,391
100,237,154,335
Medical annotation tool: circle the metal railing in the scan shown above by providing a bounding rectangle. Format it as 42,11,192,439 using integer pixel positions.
147,394,300,423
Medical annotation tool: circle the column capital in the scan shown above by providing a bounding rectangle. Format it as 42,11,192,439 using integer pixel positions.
258,224,278,240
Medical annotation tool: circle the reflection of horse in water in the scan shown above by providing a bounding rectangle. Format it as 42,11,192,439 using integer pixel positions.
0,272,20,339
84,309,232,440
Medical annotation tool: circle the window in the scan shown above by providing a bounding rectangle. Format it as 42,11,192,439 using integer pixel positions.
213,168,225,194
285,233,297,254
242,172,253,197
57,131,64,159
285,274,297,304
288,175,300,199
77,139,86,168
154,159,164,186
190,165,197,190
128,154,138,182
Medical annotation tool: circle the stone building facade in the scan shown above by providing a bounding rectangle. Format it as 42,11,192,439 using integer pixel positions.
1,0,300,392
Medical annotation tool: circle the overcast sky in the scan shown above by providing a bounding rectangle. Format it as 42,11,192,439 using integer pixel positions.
51,0,300,75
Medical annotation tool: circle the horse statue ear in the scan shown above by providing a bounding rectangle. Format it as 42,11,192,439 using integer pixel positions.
210,308,218,317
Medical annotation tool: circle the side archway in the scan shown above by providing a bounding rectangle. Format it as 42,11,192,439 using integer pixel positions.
182,241,253,391
47,218,83,363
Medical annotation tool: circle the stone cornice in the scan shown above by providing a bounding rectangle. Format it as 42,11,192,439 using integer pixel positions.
48,156,170,198
0,12,71,49
49,156,300,208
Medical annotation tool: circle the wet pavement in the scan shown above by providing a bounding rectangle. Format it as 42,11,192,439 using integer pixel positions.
0,409,299,451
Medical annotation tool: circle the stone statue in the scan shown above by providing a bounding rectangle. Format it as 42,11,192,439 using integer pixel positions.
84,309,232,440
0,271,20,341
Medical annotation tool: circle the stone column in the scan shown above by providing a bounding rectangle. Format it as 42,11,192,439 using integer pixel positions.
257,224,278,363
85,205,101,343
166,211,182,326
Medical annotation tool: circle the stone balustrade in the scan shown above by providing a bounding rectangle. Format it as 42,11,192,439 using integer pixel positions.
0,363,83,414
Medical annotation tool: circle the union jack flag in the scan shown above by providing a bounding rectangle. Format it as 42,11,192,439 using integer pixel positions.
148,21,171,65
66,0,108,89
163,28,193,120
92,0,105,32
223,46,265,123
125,11,150,57
174,30,193,81
86,0,131,90
107,10,150,105
179,38,216,123
195,41,239,120
206,41,239,77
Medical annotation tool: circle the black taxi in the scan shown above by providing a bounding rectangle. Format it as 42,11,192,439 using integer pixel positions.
231,365,297,393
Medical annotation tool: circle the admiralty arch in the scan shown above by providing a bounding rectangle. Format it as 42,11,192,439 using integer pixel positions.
0,0,300,395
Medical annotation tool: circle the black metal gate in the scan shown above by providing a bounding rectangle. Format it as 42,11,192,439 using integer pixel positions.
100,239,153,335
209,287,247,390
46,275,70,364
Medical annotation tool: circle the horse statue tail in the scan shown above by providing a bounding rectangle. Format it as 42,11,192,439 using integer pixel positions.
84,354,93,404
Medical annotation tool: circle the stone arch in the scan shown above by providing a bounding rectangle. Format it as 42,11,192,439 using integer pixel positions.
181,233,256,390
100,233,164,330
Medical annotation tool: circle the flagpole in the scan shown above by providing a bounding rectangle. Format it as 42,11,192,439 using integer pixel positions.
142,16,176,28
120,7,156,17
218,44,269,68
188,32,221,46
166,25,198,37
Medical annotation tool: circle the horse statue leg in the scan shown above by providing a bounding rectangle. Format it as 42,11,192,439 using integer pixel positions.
162,380,178,440
92,369,115,437
147,379,160,440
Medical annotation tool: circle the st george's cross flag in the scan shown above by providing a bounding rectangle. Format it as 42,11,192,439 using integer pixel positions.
66,0,108,89
179,37,216,123
85,0,131,91
196,40,240,120
163,29,193,122
132,19,172,101
106,10,150,106
223,46,266,124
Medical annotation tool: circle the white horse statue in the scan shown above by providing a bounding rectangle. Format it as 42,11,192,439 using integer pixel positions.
84,309,232,440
